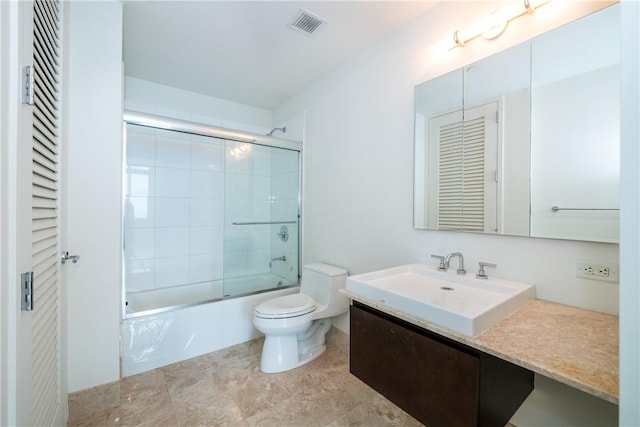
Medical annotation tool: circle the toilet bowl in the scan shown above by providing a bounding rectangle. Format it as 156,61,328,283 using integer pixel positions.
253,263,349,373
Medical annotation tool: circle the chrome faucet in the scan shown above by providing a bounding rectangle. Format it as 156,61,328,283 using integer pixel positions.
444,252,466,275
476,262,497,279
430,254,447,271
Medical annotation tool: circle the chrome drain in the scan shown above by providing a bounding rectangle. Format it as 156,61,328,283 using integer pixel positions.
440,286,454,291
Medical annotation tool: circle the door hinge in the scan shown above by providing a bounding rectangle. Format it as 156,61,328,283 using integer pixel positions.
21,271,34,311
495,110,500,123
22,65,34,105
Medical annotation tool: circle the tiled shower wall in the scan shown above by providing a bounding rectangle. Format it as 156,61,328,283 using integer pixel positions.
124,124,225,293
124,124,300,294
269,149,300,281
223,141,300,283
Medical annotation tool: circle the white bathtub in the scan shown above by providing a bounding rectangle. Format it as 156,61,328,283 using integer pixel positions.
121,276,299,377
125,273,294,318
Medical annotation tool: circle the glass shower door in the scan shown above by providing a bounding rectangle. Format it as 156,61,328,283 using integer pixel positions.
222,141,300,297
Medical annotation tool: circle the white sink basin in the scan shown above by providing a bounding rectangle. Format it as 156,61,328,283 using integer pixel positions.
345,263,535,337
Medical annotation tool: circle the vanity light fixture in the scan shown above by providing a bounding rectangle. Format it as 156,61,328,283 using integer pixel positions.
451,0,552,48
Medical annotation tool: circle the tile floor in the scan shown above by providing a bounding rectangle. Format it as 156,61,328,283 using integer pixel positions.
67,329,424,427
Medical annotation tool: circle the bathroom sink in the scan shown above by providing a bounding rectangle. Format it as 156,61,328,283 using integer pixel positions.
345,263,535,337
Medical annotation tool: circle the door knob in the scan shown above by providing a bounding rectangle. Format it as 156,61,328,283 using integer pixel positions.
60,251,80,264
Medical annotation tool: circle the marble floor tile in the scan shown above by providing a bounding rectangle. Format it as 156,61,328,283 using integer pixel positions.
69,328,515,427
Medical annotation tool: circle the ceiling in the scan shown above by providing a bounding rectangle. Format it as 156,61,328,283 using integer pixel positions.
122,1,438,110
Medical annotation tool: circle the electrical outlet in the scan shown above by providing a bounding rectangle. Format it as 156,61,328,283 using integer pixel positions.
576,259,619,283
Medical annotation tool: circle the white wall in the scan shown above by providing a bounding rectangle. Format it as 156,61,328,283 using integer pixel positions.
274,1,621,426
64,1,123,393
125,77,273,135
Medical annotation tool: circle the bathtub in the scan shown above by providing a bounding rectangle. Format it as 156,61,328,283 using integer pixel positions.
121,275,299,377
125,273,295,318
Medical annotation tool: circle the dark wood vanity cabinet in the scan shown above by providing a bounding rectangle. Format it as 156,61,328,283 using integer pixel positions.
350,302,533,427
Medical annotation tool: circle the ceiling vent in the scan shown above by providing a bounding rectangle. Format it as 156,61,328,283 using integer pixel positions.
289,9,326,37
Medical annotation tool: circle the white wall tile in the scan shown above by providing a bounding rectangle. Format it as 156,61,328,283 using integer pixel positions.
156,135,191,169
191,140,224,172
156,198,190,227
126,132,156,167
251,175,271,199
156,227,190,257
190,227,221,255
251,199,272,222
126,165,155,197
270,199,299,221
225,173,250,199
125,259,156,292
156,167,190,197
224,199,251,224
223,250,247,278
125,197,155,228
190,170,223,199
250,146,272,176
124,228,155,260
190,198,222,227
155,256,190,288
189,254,222,283
225,142,253,174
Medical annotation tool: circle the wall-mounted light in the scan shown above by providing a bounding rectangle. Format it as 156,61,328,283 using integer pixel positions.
451,0,552,49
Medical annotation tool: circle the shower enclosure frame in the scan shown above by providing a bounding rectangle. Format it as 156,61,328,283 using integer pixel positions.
121,111,302,319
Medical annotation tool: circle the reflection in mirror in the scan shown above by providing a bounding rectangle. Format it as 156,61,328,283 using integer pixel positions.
414,42,530,235
413,4,620,243
462,42,531,236
530,4,620,243
414,69,463,230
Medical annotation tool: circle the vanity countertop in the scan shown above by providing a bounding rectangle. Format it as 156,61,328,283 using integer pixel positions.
343,292,619,404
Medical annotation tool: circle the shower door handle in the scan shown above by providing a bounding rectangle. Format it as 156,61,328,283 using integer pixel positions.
61,251,80,264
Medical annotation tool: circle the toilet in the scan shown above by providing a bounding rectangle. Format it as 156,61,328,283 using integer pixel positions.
253,262,349,373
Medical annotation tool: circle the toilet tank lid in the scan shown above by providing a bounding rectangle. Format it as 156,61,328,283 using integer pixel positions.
303,262,348,277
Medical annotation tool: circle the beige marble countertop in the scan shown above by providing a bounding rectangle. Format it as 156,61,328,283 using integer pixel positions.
344,292,619,405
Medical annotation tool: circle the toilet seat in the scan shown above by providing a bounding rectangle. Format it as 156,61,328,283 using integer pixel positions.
254,294,316,319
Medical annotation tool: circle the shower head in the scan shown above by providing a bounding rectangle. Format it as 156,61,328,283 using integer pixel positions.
267,126,286,136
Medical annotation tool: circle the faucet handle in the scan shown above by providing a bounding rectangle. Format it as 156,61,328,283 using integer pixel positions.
430,254,447,271
476,262,497,279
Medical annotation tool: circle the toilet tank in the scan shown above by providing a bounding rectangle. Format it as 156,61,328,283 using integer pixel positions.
300,263,349,317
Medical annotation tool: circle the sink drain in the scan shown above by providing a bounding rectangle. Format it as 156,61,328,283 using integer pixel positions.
440,286,454,291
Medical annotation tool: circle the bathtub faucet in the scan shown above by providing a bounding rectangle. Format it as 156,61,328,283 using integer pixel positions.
269,256,287,268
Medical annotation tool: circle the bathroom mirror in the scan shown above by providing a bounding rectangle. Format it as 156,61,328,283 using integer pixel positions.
413,4,620,243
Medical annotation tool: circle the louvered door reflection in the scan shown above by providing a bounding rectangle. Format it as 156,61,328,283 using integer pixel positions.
31,0,62,424
429,102,499,233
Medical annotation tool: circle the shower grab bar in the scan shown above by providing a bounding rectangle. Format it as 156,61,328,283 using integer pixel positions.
551,206,620,212
232,221,297,225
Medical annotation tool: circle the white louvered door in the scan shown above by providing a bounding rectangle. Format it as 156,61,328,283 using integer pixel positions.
32,1,63,425
1,0,64,424
428,102,499,233
21,0,65,425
